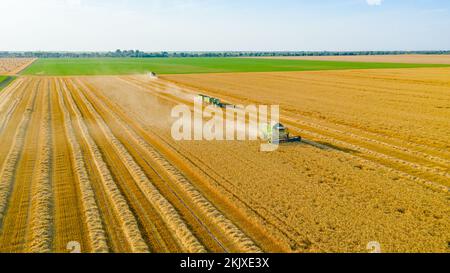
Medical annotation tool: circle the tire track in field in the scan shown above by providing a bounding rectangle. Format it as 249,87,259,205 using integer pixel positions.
130,77,449,191
26,80,53,253
76,80,230,252
0,78,23,115
65,80,183,253
53,79,109,253
0,80,30,134
0,78,24,106
68,79,207,253
82,79,264,253
116,77,330,251
60,80,149,253
161,76,450,162
0,79,40,252
76,81,227,253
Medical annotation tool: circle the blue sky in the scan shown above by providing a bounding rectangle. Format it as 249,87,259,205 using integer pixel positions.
1,0,449,51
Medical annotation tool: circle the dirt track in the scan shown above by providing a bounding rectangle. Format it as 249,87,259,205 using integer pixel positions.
250,54,450,64
0,70,449,253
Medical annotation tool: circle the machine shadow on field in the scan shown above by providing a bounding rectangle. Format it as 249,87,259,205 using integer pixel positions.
316,141,359,153
301,139,359,154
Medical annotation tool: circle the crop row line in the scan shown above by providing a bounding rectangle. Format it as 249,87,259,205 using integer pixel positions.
26,81,53,252
55,79,109,253
69,79,206,253
60,80,149,253
81,78,262,253
0,81,38,228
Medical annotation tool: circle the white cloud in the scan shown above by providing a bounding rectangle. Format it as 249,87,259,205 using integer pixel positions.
367,0,383,6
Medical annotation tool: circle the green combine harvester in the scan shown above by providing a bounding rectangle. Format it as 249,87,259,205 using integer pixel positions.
198,95,301,144
261,123,302,144
198,94,235,108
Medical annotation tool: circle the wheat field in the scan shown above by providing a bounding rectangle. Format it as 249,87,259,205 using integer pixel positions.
0,59,37,75
0,68,449,253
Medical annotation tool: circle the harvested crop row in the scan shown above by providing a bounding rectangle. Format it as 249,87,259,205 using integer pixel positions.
83,75,450,252
161,70,450,157
140,76,450,169
0,81,37,226
26,84,53,253
54,80,109,253
0,79,24,110
60,81,149,253
72,81,227,252
139,77,450,168
0,58,36,75
118,76,450,248
64,79,179,252
77,79,261,253
286,123,450,193
117,77,325,249
88,76,326,252
288,114,450,167
0,80,29,133
135,76,450,189
283,120,450,184
71,79,205,253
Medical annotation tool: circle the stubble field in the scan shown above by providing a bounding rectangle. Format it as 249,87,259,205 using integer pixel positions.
0,58,36,75
0,56,449,253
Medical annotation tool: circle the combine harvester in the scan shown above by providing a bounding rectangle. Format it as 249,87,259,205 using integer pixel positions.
148,72,158,79
198,94,301,145
262,123,302,144
198,94,236,109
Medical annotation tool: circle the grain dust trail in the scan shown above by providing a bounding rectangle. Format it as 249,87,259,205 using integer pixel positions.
77,79,262,253
66,80,184,252
70,79,206,253
154,74,450,190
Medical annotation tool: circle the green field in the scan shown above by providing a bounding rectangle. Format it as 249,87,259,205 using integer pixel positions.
0,76,14,91
21,57,450,76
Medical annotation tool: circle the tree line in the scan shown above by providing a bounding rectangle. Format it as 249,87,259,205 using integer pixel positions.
1,50,449,58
